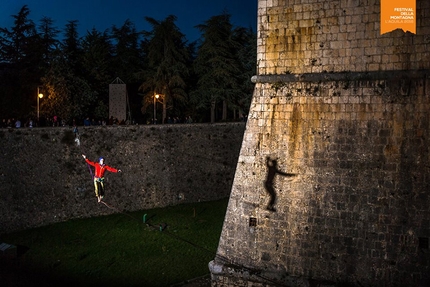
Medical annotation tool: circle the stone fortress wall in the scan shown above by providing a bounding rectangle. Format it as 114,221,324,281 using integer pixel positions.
211,0,430,286
0,123,245,233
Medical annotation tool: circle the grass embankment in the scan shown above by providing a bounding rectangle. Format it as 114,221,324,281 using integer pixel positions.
0,198,229,287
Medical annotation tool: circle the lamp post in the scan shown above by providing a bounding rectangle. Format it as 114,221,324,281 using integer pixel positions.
154,94,159,124
37,86,43,123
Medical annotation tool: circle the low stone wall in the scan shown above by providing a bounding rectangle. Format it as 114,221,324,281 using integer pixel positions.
0,122,245,233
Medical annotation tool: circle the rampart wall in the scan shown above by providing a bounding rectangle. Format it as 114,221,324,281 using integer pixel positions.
0,123,245,233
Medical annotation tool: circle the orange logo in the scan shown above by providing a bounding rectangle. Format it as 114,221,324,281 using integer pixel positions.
381,0,416,34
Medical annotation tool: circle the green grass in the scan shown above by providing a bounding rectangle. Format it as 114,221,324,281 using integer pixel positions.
0,198,229,287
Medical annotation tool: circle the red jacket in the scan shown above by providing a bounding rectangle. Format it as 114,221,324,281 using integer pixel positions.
85,159,118,178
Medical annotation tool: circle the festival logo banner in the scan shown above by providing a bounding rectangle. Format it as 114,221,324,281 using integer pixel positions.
381,0,416,34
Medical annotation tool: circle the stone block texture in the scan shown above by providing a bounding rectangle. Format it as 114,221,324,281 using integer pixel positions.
0,123,244,233
212,0,430,286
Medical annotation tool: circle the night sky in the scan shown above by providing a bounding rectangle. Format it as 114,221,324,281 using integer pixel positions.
0,0,258,42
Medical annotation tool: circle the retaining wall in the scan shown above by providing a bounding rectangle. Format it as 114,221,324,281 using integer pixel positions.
0,123,245,233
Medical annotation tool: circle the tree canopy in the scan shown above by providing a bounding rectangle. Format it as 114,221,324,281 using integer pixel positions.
0,5,255,125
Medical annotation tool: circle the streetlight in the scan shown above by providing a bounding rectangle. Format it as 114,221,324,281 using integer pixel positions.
37,86,43,122
154,94,159,124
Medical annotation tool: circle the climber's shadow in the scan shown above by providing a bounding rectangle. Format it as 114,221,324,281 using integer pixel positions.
264,157,295,212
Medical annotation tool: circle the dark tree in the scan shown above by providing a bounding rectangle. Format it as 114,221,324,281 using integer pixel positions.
41,20,95,123
231,26,256,120
37,16,60,71
192,12,245,123
0,5,41,118
62,20,83,75
81,28,113,120
138,15,190,124
110,19,141,82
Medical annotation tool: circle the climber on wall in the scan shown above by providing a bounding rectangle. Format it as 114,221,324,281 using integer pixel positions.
82,154,122,202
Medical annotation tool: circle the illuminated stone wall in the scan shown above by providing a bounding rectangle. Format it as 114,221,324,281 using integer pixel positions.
211,0,430,286
0,123,244,233
109,83,127,122
257,0,429,75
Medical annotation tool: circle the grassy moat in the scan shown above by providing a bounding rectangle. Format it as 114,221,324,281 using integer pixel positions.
0,198,228,287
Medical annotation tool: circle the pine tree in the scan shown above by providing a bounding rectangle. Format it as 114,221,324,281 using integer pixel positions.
41,20,95,124
81,28,113,120
37,16,60,71
192,12,244,123
0,5,41,118
111,19,141,82
138,15,190,124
